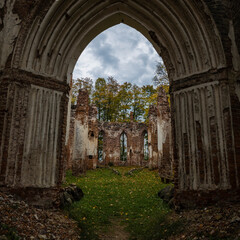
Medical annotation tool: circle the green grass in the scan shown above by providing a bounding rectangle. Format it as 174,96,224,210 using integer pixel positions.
64,167,183,240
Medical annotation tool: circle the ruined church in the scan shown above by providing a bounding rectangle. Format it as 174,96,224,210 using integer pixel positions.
0,0,239,208
66,88,173,182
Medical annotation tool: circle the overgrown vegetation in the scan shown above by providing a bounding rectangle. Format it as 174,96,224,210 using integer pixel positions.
64,167,183,240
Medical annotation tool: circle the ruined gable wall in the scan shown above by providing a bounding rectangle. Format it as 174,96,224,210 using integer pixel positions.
98,122,148,167
148,89,173,179
71,90,98,175
72,90,89,175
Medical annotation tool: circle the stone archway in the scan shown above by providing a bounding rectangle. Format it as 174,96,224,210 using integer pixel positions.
0,0,239,206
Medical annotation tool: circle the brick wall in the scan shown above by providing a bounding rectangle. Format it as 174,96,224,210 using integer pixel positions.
0,70,70,188
157,88,173,181
98,122,148,167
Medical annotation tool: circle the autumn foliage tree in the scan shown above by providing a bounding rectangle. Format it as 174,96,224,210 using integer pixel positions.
72,61,169,122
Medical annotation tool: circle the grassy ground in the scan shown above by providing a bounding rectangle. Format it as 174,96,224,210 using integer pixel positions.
64,167,183,240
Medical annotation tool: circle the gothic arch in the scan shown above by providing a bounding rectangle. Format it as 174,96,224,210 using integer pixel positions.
142,130,149,162
0,0,239,207
98,130,105,164
11,0,226,82
120,131,128,162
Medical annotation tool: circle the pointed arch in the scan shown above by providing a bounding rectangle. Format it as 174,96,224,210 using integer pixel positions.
142,130,149,161
12,0,226,83
98,130,105,163
120,132,127,162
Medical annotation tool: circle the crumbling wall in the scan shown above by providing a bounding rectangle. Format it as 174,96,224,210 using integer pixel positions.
148,89,173,178
69,89,149,169
87,105,98,170
148,106,159,169
72,89,98,175
0,77,68,188
172,76,240,207
98,122,148,167
156,88,173,181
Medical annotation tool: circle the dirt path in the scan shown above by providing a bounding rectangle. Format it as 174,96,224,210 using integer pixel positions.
98,219,130,240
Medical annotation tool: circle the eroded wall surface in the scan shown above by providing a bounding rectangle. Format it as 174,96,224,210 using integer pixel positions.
148,89,173,179
156,88,173,181
71,89,98,175
148,106,159,170
98,122,148,167
0,76,68,188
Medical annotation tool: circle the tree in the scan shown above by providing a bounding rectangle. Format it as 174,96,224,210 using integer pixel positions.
72,75,165,123
71,77,93,104
117,82,133,122
141,85,158,122
152,61,170,103
152,61,169,87
131,85,145,121
105,77,120,122
92,78,107,121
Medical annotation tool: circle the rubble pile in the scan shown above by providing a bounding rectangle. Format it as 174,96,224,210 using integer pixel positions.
0,192,80,240
170,202,240,240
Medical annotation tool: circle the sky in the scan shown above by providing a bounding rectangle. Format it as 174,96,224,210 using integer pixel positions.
73,23,161,87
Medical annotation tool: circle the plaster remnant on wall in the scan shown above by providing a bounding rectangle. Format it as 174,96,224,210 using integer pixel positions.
148,88,173,180
0,0,21,69
0,82,63,188
71,89,98,175
174,81,237,191
228,20,240,71
21,85,63,187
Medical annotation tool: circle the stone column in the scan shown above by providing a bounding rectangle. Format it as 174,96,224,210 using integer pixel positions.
172,69,240,207
0,70,69,189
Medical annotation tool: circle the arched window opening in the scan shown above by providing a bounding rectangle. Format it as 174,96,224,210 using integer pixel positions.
120,133,127,162
144,132,149,161
98,131,104,163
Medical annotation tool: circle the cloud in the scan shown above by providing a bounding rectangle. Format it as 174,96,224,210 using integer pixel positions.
73,23,161,86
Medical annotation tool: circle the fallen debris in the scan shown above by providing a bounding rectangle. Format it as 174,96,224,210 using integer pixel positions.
168,202,240,240
60,184,84,208
0,192,80,240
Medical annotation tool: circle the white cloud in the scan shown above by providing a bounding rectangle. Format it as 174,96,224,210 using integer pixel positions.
73,23,161,86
